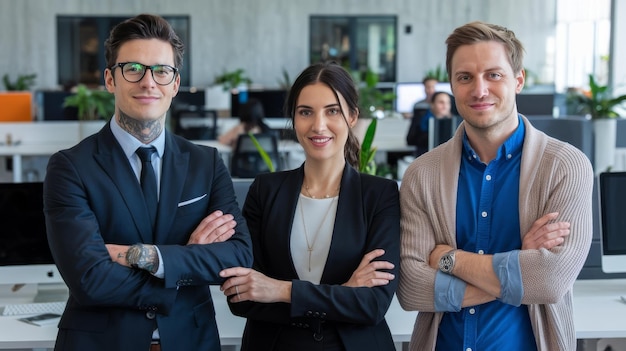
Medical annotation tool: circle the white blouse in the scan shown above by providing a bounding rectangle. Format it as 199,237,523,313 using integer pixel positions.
290,194,338,284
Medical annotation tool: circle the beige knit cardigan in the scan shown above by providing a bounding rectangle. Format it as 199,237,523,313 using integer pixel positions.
398,115,594,351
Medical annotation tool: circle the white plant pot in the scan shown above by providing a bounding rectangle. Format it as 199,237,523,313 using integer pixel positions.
593,118,617,175
205,85,231,111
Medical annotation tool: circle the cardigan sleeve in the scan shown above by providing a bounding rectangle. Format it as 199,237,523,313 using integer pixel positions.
517,138,594,305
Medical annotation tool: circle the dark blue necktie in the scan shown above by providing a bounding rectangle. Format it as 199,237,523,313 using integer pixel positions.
136,146,158,230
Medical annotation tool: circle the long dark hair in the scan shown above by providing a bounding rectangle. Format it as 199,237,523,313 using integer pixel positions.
240,98,271,133
284,62,361,169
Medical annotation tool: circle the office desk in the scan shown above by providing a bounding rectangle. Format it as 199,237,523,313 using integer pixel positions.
4,279,624,350
0,143,77,182
0,285,417,351
573,279,626,339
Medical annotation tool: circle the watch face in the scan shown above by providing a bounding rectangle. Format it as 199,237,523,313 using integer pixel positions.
439,253,454,273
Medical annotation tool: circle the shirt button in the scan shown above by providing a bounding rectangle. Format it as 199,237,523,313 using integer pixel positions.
485,174,492,181
478,250,484,255
146,311,156,320
466,348,472,351
507,154,512,159
481,211,488,218
469,308,476,314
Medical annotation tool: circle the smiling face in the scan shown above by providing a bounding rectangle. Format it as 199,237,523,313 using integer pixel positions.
293,82,357,166
450,40,524,134
104,38,180,126
431,93,452,118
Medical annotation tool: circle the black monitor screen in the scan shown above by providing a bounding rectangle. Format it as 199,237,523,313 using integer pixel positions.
599,172,626,255
231,90,288,118
0,182,52,266
516,94,554,116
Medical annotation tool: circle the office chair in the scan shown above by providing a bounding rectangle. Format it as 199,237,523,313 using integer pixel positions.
172,105,218,140
230,133,281,178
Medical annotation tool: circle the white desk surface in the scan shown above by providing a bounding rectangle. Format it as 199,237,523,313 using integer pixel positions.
2,279,624,349
573,278,626,339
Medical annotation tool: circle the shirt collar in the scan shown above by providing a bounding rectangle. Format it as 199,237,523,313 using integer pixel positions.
462,114,525,163
110,116,165,159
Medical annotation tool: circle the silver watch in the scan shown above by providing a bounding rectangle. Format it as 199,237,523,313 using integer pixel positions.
438,249,457,274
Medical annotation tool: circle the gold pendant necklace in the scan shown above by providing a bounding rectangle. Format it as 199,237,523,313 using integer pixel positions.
299,196,337,272
303,182,339,199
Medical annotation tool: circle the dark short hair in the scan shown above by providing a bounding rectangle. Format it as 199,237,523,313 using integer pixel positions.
445,21,525,77
284,62,361,169
104,14,184,69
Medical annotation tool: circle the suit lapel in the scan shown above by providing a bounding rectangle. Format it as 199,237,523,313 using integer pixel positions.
93,124,154,243
153,133,189,243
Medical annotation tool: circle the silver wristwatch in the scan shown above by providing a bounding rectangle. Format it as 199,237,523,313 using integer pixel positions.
438,249,457,274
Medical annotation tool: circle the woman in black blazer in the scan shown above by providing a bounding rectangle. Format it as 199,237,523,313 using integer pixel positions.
220,62,401,351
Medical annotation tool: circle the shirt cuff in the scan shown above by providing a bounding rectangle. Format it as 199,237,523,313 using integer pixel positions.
434,270,466,312
152,245,165,279
492,250,523,306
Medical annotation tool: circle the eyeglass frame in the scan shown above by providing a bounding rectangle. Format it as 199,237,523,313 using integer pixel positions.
109,62,179,86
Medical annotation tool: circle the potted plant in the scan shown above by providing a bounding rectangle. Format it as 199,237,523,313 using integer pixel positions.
2,73,37,91
214,68,252,92
571,74,626,174
63,84,115,121
353,68,395,119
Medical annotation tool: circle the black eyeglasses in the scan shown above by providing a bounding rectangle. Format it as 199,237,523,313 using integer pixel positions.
110,62,179,86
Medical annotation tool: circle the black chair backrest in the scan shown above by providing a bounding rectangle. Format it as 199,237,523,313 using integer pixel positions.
230,133,281,178
173,106,218,140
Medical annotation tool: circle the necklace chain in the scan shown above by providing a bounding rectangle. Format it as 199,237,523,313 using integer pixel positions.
303,182,340,199
299,196,337,272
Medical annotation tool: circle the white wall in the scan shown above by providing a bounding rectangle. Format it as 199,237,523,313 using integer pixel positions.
0,0,555,90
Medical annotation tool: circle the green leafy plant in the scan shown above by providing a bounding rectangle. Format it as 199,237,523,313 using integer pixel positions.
425,64,449,82
570,74,626,119
63,84,115,120
355,68,395,117
359,118,378,174
247,132,275,172
2,73,37,91
214,68,252,91
277,68,291,90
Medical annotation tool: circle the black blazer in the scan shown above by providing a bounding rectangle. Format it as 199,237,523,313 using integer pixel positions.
43,123,252,351
229,164,400,351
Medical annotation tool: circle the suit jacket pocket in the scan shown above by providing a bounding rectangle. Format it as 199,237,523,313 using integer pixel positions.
177,194,208,217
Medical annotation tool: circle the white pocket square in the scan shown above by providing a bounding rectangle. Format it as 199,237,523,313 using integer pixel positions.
178,194,207,207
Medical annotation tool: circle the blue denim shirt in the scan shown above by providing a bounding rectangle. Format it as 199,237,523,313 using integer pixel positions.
434,116,537,351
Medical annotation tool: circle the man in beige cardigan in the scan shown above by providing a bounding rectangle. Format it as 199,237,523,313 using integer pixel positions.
398,21,594,351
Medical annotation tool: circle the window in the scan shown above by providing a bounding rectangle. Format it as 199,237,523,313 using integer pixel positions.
56,15,190,88
310,16,397,82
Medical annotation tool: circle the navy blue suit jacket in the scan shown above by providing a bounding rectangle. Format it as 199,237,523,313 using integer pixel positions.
43,123,252,351
229,164,400,351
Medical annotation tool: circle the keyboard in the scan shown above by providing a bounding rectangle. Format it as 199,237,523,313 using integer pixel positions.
1,301,66,316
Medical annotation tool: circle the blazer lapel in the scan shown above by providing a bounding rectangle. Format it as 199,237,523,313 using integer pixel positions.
153,132,189,243
319,165,364,283
93,124,154,243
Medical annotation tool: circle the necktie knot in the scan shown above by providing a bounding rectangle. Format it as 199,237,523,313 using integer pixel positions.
136,146,157,163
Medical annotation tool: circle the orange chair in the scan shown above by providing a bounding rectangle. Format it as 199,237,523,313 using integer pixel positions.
0,92,33,122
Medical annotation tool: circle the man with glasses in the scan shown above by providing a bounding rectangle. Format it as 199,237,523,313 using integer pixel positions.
44,14,252,351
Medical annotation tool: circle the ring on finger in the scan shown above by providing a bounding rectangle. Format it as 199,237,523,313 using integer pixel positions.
235,285,240,296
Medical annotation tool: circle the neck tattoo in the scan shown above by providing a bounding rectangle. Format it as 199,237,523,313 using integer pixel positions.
299,196,337,272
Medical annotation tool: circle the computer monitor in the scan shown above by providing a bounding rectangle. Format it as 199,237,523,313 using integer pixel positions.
516,93,555,116
394,82,452,114
0,182,65,301
231,89,287,118
598,172,626,274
